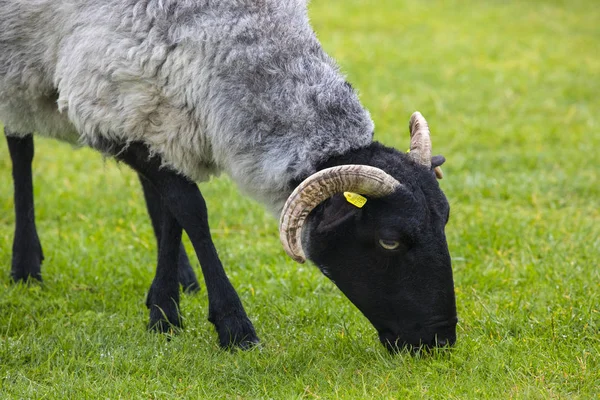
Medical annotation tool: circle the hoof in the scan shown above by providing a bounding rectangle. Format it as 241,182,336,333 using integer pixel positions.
180,279,201,295
214,314,260,350
148,303,183,333
11,270,43,283
146,282,182,334
11,245,43,283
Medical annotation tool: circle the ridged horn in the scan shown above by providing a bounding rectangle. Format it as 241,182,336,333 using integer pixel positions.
279,165,401,263
408,111,432,167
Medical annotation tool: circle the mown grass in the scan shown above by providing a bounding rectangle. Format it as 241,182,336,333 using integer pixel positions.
1,0,599,398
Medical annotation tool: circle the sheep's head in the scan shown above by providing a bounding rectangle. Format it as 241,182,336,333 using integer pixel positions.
279,112,456,352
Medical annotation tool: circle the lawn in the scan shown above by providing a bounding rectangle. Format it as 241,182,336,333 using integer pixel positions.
1,0,599,398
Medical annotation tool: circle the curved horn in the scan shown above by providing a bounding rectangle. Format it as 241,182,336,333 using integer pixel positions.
279,165,401,263
408,111,432,167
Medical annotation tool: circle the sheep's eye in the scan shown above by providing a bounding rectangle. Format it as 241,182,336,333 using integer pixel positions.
378,239,400,250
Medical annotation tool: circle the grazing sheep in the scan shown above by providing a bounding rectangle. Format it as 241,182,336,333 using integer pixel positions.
1,0,456,351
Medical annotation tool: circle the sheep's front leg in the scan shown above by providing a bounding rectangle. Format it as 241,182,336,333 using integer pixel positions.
138,174,200,294
117,143,259,349
5,132,44,282
146,198,183,332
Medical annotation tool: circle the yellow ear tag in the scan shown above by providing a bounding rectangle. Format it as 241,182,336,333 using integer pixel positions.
343,192,367,208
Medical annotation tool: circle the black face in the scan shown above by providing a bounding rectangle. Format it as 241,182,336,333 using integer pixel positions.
305,143,457,352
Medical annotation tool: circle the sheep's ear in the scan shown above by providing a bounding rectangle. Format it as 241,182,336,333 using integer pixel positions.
432,155,445,167
431,155,445,179
314,194,361,234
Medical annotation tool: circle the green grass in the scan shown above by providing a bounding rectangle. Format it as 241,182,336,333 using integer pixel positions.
1,0,599,398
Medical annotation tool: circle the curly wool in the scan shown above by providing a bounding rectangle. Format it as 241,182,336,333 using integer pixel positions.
0,0,374,213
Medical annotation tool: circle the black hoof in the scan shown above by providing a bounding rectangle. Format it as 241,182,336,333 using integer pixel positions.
181,281,201,294
178,265,200,294
213,315,260,350
147,303,183,333
11,270,43,283
146,282,182,333
11,250,43,283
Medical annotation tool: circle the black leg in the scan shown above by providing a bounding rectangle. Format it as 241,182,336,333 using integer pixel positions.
117,143,259,349
5,131,44,282
139,174,200,294
146,198,183,332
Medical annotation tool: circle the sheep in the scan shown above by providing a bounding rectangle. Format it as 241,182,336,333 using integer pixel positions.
0,0,457,351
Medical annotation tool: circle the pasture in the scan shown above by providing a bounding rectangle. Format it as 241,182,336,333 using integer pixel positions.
1,0,599,398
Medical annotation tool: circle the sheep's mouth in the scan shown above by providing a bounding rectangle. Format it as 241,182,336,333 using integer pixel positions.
378,332,455,353
377,317,458,353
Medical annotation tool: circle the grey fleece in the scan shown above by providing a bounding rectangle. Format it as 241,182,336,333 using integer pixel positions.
0,0,374,214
